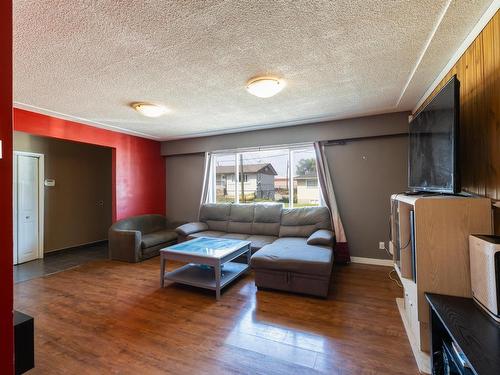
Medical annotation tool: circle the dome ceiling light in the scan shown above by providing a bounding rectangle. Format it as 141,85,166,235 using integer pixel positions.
132,102,169,118
246,77,285,98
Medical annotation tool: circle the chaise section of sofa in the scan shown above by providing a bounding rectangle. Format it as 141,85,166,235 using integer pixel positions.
175,203,335,297
251,207,334,297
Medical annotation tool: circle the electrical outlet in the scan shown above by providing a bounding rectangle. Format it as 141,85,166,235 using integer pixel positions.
379,241,385,250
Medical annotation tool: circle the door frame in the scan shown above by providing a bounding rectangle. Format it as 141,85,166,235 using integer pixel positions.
13,151,45,264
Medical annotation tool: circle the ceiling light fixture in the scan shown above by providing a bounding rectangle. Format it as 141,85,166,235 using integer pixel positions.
246,77,285,98
132,102,168,118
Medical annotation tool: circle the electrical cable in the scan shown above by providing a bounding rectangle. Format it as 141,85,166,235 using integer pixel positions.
387,192,410,288
382,243,392,258
388,269,403,288
389,192,412,252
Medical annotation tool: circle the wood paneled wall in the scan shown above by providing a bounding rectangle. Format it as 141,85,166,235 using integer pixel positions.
416,11,499,233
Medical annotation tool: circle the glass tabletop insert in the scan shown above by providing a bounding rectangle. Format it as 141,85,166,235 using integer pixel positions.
165,237,250,259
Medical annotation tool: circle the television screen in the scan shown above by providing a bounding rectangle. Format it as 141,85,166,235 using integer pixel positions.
408,76,460,193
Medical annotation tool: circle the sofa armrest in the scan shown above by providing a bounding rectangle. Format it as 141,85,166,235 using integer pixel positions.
108,229,142,262
307,229,334,247
176,222,208,236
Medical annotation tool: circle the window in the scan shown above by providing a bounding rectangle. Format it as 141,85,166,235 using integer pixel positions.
211,146,320,207
306,179,318,187
237,173,248,182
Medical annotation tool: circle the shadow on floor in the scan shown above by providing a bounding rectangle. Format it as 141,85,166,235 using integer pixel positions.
14,243,108,283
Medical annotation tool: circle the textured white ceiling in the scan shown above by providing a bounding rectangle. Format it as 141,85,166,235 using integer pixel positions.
13,0,494,140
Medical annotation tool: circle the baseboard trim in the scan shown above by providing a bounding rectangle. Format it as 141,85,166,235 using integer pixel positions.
350,256,393,267
45,239,108,254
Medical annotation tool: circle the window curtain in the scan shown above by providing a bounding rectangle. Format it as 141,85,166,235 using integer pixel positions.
199,152,214,219
313,141,350,263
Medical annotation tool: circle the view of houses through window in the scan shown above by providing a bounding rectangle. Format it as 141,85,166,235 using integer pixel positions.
213,146,320,208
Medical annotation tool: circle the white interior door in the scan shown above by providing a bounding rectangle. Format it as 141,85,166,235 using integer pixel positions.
14,153,43,264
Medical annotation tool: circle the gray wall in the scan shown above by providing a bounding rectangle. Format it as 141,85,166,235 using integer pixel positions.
14,132,112,252
326,136,407,259
162,112,408,155
163,112,409,259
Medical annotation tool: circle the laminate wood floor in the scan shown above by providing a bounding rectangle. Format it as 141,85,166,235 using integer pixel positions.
14,258,418,374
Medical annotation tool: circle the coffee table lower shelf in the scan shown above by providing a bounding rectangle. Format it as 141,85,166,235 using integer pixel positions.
163,261,249,297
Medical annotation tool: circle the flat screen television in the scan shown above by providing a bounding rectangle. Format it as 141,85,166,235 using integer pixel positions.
408,75,460,194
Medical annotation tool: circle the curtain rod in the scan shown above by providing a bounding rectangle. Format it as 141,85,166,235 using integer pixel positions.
164,151,205,158
167,142,314,157
210,142,314,155
324,132,408,146
165,133,407,156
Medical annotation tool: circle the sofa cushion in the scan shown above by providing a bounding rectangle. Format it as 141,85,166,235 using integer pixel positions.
279,207,331,238
251,237,333,276
246,235,278,251
141,215,169,234
251,222,280,236
187,230,226,240
228,222,253,234
229,204,255,222
205,220,227,232
140,229,177,249
141,246,162,260
113,214,167,235
254,203,282,223
279,224,314,238
199,203,231,221
251,204,282,236
221,233,250,241
228,204,254,234
176,222,209,236
307,229,334,247
199,204,230,232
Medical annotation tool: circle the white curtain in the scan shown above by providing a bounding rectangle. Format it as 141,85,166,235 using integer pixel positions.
314,141,347,243
199,152,214,219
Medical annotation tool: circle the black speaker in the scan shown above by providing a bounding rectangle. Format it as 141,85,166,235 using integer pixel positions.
14,311,34,375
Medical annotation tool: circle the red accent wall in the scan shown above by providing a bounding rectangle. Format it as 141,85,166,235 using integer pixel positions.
14,109,165,221
0,1,13,373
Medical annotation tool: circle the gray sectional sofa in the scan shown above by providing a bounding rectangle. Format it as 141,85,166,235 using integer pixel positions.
176,203,335,297
109,214,178,262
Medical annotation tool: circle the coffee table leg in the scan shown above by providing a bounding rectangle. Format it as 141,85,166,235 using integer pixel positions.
215,263,221,300
246,245,251,267
160,255,166,288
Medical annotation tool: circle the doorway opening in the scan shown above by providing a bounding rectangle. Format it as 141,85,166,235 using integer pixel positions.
13,132,113,283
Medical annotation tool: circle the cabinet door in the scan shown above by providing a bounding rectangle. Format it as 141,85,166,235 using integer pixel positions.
414,198,492,324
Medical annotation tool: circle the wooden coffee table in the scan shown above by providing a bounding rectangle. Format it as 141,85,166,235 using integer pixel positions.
160,237,251,300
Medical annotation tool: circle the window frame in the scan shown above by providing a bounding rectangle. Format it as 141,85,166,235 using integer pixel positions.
210,143,320,208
